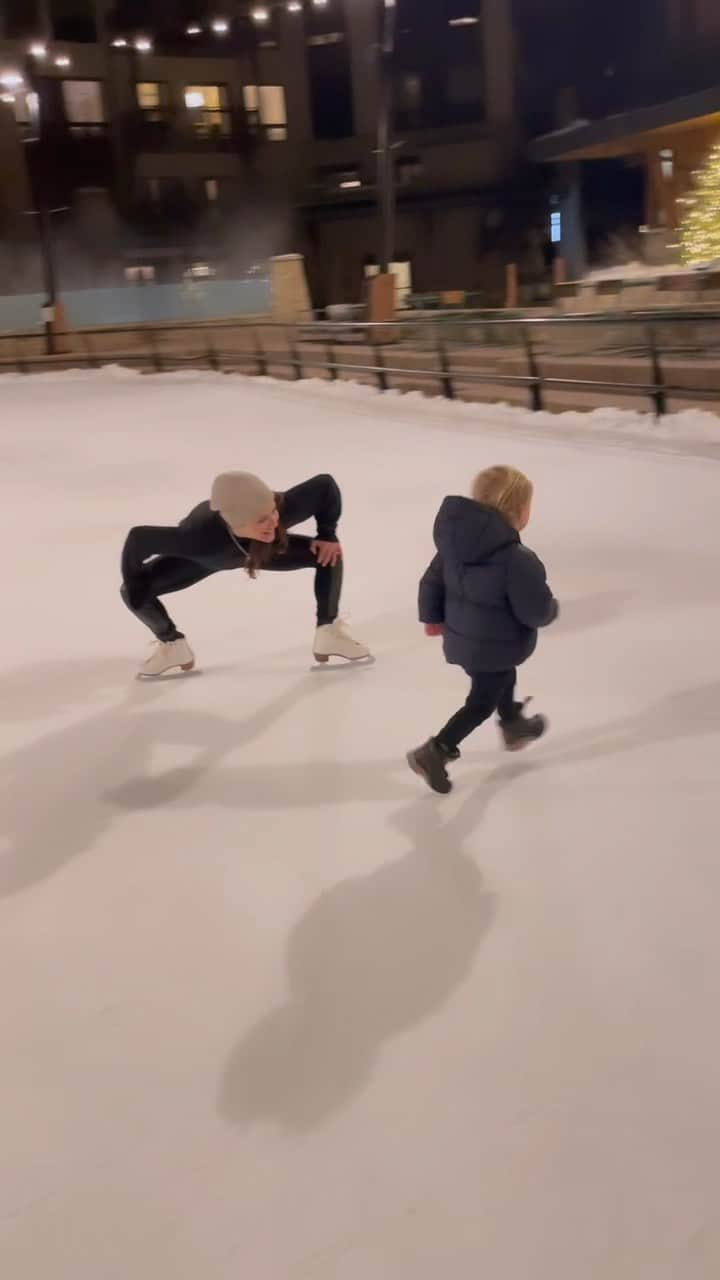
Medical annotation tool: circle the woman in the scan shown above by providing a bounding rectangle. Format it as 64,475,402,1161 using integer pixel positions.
121,471,370,676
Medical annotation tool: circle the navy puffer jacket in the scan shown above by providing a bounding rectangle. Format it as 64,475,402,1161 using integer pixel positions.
418,497,558,673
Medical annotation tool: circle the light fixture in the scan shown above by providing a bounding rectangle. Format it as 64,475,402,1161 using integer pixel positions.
111,36,128,47
135,36,152,52
0,71,24,90
29,42,48,59
312,0,328,8
185,90,205,108
340,179,361,189
287,0,302,10
54,54,71,67
252,6,270,21
0,92,15,104
186,24,202,35
449,15,479,25
211,18,229,33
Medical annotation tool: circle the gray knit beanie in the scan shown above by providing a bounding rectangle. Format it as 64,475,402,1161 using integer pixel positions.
210,472,275,529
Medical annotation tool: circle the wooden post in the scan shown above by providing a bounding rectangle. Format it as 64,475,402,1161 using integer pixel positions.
368,272,396,323
505,262,519,309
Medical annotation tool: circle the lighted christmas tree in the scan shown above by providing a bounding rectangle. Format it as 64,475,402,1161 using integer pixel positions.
679,141,720,265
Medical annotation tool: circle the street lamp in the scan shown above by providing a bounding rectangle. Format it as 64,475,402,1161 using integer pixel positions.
376,0,397,275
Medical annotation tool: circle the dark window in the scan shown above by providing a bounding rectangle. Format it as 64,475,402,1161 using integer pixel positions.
51,0,98,42
395,0,485,129
306,0,354,139
3,0,42,37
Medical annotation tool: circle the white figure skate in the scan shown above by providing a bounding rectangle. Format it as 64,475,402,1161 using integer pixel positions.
313,619,371,664
138,638,196,678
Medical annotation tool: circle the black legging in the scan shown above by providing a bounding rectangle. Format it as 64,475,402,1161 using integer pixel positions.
437,669,519,752
121,537,342,641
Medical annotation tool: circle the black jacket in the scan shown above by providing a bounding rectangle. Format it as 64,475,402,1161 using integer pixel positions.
121,473,341,588
419,497,558,673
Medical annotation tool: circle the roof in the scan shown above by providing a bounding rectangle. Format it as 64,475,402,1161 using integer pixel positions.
530,83,720,163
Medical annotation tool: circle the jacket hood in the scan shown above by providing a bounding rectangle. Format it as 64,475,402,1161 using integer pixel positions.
433,496,518,566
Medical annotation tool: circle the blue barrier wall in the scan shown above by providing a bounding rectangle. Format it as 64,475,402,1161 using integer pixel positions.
0,278,271,332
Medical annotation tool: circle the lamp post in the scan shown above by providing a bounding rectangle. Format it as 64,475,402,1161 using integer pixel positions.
23,51,62,354
376,0,397,276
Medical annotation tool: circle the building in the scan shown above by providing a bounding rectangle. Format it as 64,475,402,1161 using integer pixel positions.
524,0,720,276
0,0,519,308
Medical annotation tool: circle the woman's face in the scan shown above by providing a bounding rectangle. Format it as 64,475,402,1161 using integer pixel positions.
233,506,279,542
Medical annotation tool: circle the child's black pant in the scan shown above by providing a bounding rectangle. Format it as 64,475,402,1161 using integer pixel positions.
437,669,518,752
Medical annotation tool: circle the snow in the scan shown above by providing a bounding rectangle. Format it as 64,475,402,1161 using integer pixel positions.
582,261,715,282
2,370,720,1279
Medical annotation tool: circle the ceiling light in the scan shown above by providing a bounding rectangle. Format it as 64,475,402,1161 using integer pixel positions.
212,18,230,33
185,90,205,108
252,7,270,21
54,55,71,67
186,24,202,35
339,179,361,189
29,43,48,59
112,37,128,47
449,15,479,25
135,36,152,52
0,71,24,89
287,1,302,10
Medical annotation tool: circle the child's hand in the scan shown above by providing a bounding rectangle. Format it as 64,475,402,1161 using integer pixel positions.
424,623,444,637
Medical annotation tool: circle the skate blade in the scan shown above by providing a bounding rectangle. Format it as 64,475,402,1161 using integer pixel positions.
312,652,375,668
136,663,199,681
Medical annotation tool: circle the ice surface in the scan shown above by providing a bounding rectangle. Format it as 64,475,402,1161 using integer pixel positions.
1,370,720,1279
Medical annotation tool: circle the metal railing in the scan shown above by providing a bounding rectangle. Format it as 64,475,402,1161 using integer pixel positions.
3,310,720,416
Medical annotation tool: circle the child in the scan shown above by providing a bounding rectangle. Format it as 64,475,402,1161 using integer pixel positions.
407,465,558,794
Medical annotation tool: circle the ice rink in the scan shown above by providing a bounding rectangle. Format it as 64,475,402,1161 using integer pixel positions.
2,369,720,1279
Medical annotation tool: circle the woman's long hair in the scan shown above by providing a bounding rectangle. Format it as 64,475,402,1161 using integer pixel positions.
244,491,288,579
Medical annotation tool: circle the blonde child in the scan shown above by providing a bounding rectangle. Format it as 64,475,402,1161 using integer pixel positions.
408,466,558,794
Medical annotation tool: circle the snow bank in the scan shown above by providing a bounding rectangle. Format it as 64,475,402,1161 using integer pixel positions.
1,364,718,453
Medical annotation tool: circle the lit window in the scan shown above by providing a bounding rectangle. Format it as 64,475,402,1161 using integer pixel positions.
258,85,286,126
306,32,344,45
244,85,287,140
185,84,226,111
320,166,360,190
137,82,162,109
125,265,155,282
660,148,674,180
550,210,562,244
243,84,259,114
62,79,105,123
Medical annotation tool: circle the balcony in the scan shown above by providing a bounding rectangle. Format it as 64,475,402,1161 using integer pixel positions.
125,108,249,154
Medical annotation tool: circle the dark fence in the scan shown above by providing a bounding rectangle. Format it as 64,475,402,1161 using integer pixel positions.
3,310,720,416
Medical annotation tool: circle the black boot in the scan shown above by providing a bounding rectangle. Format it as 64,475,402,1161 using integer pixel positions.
406,738,459,794
500,699,547,752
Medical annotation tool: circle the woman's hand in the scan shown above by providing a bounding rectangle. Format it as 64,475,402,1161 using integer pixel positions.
311,540,343,568
424,623,444,637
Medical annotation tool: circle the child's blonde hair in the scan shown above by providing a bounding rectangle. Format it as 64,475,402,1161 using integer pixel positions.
472,465,533,523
